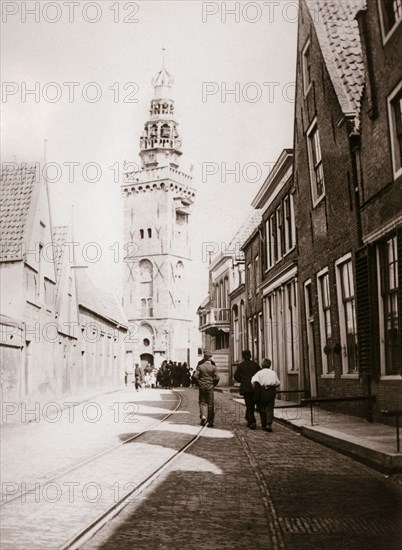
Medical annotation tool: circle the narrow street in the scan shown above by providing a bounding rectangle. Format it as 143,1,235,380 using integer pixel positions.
1,388,401,550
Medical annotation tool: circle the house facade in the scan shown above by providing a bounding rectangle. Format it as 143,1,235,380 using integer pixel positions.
293,0,401,418
198,210,261,385
0,164,127,417
252,150,301,398
354,0,402,411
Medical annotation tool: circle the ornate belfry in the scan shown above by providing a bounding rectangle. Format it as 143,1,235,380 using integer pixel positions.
122,62,196,368
139,66,182,169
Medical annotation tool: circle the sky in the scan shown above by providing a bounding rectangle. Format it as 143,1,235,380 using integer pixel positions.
1,0,298,313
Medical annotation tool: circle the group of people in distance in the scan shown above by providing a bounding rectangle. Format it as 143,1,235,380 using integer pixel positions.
157,360,193,389
125,361,194,392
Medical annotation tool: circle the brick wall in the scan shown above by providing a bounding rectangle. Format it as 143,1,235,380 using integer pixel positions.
294,0,364,405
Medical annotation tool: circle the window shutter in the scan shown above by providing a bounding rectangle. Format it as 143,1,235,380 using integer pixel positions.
398,228,402,370
355,246,380,379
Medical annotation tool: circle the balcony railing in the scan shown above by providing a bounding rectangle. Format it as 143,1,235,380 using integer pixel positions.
199,308,230,333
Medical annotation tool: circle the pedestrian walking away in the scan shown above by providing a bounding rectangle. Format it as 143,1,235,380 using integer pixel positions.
134,363,143,391
251,358,280,432
234,350,261,430
193,351,220,427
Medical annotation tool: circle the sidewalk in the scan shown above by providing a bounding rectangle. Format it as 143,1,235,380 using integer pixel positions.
216,387,402,474
1,385,125,426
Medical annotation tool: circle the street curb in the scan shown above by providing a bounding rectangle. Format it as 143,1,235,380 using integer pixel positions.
274,415,402,475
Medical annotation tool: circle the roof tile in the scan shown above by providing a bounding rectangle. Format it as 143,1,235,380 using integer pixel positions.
0,164,38,261
306,0,366,129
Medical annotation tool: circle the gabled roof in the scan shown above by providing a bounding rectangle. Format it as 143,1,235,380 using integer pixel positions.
0,164,38,261
209,209,262,271
306,0,366,128
252,149,293,210
53,225,69,288
75,269,127,328
228,209,263,254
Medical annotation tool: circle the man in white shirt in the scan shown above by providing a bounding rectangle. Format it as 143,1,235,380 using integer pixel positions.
251,358,280,432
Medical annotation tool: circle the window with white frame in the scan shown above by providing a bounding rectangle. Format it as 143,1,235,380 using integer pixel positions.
266,193,295,268
285,280,298,372
283,195,296,253
317,270,333,374
268,215,276,268
379,235,400,375
254,255,259,294
247,263,252,299
264,295,274,363
388,81,402,178
335,256,358,374
307,120,325,205
379,0,402,38
240,300,245,349
247,317,253,352
302,39,312,95
232,305,239,362
275,206,282,261
258,311,264,362
253,315,258,361
303,279,317,394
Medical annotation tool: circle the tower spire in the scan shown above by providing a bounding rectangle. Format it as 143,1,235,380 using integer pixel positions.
140,61,181,169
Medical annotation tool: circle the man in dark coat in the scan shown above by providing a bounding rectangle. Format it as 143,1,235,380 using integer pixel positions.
234,350,260,429
134,363,143,391
193,351,220,427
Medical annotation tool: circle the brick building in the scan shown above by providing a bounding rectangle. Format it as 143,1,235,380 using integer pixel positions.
293,0,401,418
242,224,263,365
354,0,402,410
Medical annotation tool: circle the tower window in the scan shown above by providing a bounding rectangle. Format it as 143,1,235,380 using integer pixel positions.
148,228,152,238
161,124,170,138
140,229,144,239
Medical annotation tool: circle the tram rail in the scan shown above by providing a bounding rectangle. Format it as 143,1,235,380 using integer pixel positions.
0,390,183,508
60,420,208,550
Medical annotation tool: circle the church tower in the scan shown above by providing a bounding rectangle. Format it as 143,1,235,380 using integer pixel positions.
122,63,196,368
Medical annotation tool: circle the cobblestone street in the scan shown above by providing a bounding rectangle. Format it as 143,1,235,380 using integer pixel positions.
2,388,401,549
